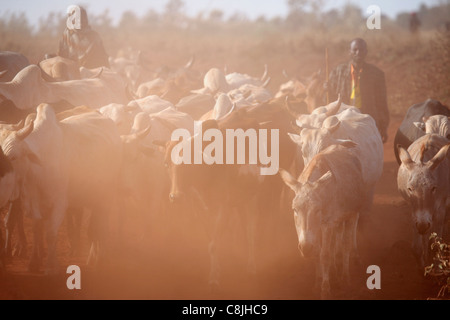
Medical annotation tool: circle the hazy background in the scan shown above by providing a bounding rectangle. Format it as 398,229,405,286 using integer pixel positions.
0,0,449,113
0,0,441,26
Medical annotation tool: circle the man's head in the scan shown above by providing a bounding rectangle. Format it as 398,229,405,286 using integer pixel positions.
349,38,368,67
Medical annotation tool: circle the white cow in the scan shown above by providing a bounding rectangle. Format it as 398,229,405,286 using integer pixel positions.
1,104,122,273
414,115,450,140
288,98,384,264
0,146,14,210
225,64,270,90
0,65,128,110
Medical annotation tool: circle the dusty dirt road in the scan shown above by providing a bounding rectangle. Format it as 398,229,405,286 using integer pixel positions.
0,115,443,300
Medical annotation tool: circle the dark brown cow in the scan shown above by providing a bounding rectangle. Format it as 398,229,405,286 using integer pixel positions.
161,114,270,287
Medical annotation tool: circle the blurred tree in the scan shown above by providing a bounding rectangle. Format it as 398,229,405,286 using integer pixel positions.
163,0,186,28
209,10,224,23
119,10,139,31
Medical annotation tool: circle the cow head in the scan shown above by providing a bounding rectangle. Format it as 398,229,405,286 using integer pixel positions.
280,168,333,258
0,146,15,209
288,118,356,168
1,120,40,202
398,143,450,235
414,115,450,140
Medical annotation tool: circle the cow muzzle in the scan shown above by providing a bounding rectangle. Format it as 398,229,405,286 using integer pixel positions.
298,242,315,258
169,192,183,203
415,221,431,235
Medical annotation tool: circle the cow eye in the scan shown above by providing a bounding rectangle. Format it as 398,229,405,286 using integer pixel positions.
407,187,413,193
431,187,437,194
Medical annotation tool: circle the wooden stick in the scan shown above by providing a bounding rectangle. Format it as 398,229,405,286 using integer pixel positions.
326,47,330,104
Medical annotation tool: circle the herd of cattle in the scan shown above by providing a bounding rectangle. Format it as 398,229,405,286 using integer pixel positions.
0,50,449,299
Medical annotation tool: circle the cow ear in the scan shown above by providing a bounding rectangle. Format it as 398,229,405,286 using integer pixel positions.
427,143,450,171
413,121,425,132
335,139,357,149
290,120,303,135
27,153,41,166
288,133,303,147
152,140,167,148
138,144,155,156
323,115,340,133
279,168,300,193
315,170,333,186
398,145,414,170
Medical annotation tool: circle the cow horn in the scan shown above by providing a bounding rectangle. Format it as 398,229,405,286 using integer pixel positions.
91,67,103,79
218,103,236,121
121,125,151,143
123,104,138,113
153,116,178,132
12,119,25,130
39,66,58,82
152,140,167,148
185,55,195,69
262,76,271,88
282,69,289,79
0,70,8,79
325,94,342,117
125,84,139,101
284,96,299,119
261,64,268,82
290,120,303,134
16,119,34,140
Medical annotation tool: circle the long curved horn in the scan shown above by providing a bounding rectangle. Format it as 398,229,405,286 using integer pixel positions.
184,55,195,69
325,94,342,117
39,65,59,82
153,116,178,132
16,119,34,140
217,103,236,121
12,119,25,130
261,64,268,81
284,96,299,119
0,70,8,79
262,76,271,88
90,67,103,79
121,125,151,143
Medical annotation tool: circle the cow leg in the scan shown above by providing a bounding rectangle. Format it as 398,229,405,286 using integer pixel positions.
342,215,358,285
29,220,44,273
0,221,5,273
236,199,258,275
5,200,27,258
45,203,66,275
66,206,82,256
350,212,361,266
87,204,112,268
320,225,334,300
208,205,224,290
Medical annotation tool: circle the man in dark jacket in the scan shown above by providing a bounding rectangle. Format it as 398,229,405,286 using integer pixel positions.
58,5,110,69
327,38,389,143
